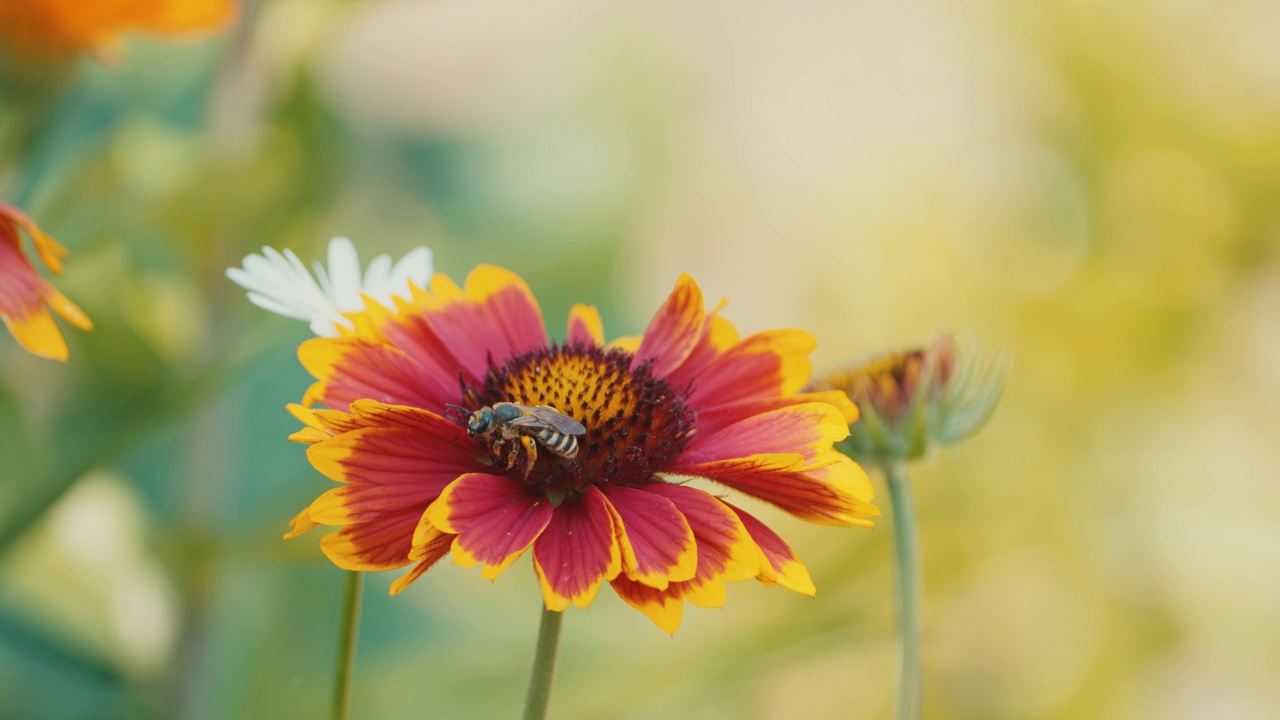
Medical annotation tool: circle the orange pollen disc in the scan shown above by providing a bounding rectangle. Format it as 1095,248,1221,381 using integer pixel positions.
459,343,695,494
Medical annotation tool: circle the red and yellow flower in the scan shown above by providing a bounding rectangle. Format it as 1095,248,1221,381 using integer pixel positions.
0,0,234,60
286,266,878,632
0,203,92,361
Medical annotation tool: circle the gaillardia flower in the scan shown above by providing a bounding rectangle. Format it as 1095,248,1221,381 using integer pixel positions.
0,0,234,60
286,266,878,632
812,334,1005,464
0,203,92,360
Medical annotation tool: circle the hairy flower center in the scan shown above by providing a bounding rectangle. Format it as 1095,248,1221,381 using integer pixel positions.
460,343,694,493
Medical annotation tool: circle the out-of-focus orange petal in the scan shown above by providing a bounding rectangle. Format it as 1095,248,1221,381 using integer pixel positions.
0,205,91,360
0,0,235,59
2,307,68,360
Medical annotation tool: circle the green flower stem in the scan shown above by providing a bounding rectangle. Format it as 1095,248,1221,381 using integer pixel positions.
885,461,922,720
521,605,565,720
331,571,363,720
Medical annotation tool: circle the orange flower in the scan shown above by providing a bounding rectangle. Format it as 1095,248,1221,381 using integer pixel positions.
0,0,235,60
0,203,92,360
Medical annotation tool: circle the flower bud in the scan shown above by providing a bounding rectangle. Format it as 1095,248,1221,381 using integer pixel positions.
812,334,1005,463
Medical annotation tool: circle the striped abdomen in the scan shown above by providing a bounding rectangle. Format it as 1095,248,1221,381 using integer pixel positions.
536,429,579,458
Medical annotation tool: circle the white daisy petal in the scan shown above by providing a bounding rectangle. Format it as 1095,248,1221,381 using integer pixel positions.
227,237,434,337
326,237,363,311
312,259,333,297
245,292,314,321
390,246,433,297
362,254,394,305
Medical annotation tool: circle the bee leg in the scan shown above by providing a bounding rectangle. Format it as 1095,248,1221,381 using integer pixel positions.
518,436,538,478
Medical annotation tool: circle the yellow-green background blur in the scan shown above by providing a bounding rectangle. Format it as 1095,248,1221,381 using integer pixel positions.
4,1,1279,718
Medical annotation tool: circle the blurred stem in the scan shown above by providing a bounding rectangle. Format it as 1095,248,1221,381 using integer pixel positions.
331,571,362,720
521,605,564,720
885,461,922,720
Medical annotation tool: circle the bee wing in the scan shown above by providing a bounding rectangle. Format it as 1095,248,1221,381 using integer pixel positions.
503,403,552,429
511,404,587,435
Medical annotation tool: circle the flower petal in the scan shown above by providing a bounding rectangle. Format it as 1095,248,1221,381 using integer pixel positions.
726,503,816,595
285,487,352,537
2,306,69,361
691,391,860,440
287,403,370,444
681,402,850,464
286,402,485,569
416,265,548,380
317,516,421,571
566,304,605,347
644,484,763,608
605,335,641,353
0,211,91,360
43,286,92,330
632,274,706,378
532,487,622,610
304,401,481,489
299,335,459,413
661,301,736,390
390,515,455,595
673,453,877,526
609,575,684,634
601,485,697,589
116,0,237,35
427,473,553,580
685,329,817,408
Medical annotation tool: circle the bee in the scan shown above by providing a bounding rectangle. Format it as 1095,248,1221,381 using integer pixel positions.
446,402,587,476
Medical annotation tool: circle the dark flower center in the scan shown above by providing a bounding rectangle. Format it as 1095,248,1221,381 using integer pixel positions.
460,343,694,494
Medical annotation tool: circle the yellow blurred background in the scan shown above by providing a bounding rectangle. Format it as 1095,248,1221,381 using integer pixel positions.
3,0,1279,718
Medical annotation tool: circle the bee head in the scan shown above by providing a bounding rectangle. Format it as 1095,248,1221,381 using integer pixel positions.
466,407,495,437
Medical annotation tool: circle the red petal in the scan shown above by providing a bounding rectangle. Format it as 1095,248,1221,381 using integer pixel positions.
418,266,547,380
672,453,877,526
390,517,457,595
726,503,816,595
602,485,697,589
685,329,816,409
610,574,684,634
681,402,849,464
368,296,484,392
566,304,605,346
286,402,488,570
632,274,706,379
305,402,483,500
0,216,90,360
645,484,763,606
317,512,422,571
300,336,459,412
532,487,621,610
662,307,738,391
427,473,553,580
388,546,449,595
690,391,860,439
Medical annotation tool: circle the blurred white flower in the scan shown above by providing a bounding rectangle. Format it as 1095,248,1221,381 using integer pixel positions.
227,237,432,336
